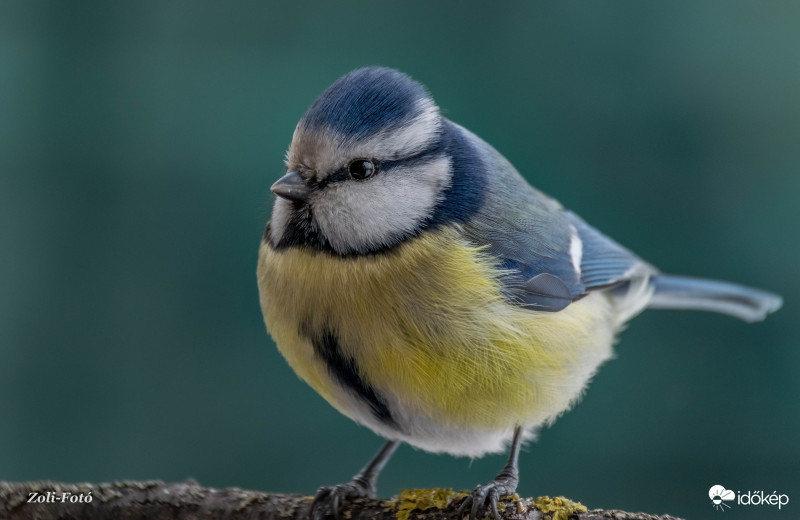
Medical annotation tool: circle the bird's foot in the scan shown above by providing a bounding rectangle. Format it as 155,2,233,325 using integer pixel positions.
309,476,374,520
458,470,519,520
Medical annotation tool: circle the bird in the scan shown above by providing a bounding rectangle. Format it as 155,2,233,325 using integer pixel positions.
256,66,782,520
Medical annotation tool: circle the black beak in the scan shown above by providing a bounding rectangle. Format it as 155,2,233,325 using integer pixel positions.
271,170,310,202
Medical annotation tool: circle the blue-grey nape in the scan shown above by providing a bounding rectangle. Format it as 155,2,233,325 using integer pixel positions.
299,67,432,142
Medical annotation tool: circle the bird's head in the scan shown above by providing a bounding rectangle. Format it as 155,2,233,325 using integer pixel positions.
268,67,455,255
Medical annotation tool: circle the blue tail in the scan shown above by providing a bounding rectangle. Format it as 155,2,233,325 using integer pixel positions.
647,275,783,323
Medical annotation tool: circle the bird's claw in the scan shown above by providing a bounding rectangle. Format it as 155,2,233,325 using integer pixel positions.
309,479,374,520
457,473,519,520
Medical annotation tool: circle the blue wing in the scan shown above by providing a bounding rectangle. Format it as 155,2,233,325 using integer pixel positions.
566,210,656,292
454,124,779,320
459,128,655,311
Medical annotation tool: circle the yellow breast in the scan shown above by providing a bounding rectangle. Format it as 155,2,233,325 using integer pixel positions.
257,226,615,432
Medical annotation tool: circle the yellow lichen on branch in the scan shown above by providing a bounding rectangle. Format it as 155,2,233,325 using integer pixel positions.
390,488,469,520
534,496,589,520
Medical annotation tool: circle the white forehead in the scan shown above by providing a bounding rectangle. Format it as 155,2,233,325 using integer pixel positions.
286,98,441,177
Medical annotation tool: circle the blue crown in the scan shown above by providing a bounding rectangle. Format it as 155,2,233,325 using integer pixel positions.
299,67,432,140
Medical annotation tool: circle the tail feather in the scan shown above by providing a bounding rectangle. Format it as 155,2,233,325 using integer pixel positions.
647,275,783,323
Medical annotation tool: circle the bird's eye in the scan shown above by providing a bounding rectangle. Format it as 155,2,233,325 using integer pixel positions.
348,159,376,180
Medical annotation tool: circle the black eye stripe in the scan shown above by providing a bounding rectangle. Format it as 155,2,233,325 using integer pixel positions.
317,168,349,187
319,137,446,187
380,151,438,170
380,136,445,169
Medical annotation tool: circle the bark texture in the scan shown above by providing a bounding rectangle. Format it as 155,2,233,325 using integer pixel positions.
0,480,685,520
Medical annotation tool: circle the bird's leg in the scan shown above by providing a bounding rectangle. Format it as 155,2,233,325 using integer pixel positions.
310,439,400,520
458,426,523,520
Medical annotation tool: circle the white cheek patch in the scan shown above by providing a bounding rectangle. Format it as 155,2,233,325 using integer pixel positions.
311,155,452,253
269,198,294,245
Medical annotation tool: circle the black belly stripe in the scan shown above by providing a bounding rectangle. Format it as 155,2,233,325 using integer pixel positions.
307,327,397,428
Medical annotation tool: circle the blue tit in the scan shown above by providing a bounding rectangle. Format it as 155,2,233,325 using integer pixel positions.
256,67,782,519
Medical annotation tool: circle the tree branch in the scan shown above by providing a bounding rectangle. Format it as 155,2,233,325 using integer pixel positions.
0,480,684,520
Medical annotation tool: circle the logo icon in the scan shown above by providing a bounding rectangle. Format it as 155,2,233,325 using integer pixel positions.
709,485,735,511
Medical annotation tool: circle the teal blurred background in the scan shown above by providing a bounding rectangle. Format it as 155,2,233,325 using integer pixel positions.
1,2,798,519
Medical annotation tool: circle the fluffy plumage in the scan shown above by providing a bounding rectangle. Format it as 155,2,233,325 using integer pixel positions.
258,227,615,456
257,66,782,514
